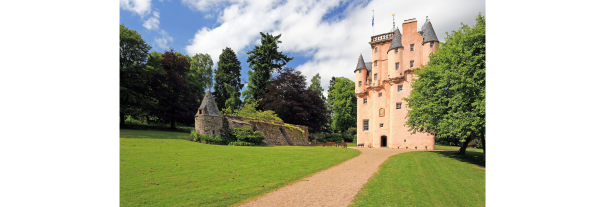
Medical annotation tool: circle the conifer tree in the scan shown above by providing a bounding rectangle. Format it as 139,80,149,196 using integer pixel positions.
213,47,243,111
246,32,293,102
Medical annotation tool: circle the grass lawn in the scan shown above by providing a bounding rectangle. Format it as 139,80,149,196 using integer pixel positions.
351,149,485,206
120,129,360,206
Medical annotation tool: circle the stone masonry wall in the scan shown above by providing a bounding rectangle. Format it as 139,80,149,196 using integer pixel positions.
194,115,223,136
223,114,309,146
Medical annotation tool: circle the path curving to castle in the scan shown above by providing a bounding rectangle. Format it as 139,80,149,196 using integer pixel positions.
239,147,415,207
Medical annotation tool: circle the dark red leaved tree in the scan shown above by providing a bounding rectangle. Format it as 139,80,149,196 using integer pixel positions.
258,68,328,132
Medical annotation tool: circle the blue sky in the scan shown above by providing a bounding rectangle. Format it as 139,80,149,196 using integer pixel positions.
120,0,485,97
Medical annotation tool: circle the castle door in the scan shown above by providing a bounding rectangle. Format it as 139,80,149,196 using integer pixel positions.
381,136,387,147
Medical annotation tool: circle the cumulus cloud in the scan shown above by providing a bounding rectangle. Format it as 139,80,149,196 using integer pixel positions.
155,30,174,50
120,0,153,17
143,11,160,30
184,0,485,96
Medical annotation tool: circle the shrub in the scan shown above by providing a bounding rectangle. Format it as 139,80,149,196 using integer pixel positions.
231,126,266,145
201,134,223,145
228,141,256,146
189,131,202,142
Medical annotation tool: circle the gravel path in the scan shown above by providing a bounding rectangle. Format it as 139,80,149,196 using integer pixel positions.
239,147,413,207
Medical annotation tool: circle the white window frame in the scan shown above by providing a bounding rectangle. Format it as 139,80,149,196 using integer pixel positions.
363,120,369,131
395,62,399,70
374,73,377,80
410,60,414,68
398,85,402,92
395,48,398,54
378,93,382,97
363,98,367,104
380,123,384,128
396,103,402,109
410,44,414,51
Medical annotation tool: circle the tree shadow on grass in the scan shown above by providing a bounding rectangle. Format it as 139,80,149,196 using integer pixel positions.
431,150,485,168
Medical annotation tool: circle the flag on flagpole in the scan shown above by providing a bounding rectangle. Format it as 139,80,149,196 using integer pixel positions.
372,14,374,26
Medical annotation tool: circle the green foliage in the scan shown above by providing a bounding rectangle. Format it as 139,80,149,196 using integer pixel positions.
188,53,214,103
405,13,485,153
284,124,304,135
228,141,256,146
221,83,242,114
246,32,293,101
231,126,266,145
328,77,357,132
313,132,345,143
119,24,154,125
213,47,243,111
308,73,326,101
189,131,202,142
200,134,223,145
229,99,283,122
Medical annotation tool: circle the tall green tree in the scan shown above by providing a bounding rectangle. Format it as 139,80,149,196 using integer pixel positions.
188,53,214,103
119,24,153,126
328,77,357,132
308,73,326,101
221,83,242,115
241,70,256,106
405,13,486,155
213,47,243,111
246,32,293,102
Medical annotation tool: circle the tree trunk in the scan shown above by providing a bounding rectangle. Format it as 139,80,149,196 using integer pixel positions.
170,120,177,130
120,112,125,127
481,136,486,155
457,137,473,155
146,116,150,125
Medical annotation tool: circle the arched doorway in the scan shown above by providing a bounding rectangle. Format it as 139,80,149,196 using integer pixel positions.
381,136,387,147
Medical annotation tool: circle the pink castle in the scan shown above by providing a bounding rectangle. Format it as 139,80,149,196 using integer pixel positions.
355,17,438,149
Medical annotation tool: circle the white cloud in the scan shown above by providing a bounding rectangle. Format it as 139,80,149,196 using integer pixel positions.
143,11,160,30
120,0,153,17
185,0,485,94
155,30,174,50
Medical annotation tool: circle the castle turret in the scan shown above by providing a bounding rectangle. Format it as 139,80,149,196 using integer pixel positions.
421,17,439,65
387,28,403,79
194,90,224,136
354,54,368,94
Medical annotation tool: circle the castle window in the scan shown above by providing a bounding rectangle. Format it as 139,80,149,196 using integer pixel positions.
198,110,202,114
369,79,372,85
410,60,414,68
363,98,367,104
359,70,362,73
398,85,402,92
396,62,399,70
374,61,377,66
430,42,434,47
396,103,402,109
395,48,398,54
359,81,362,87
410,44,415,51
363,120,369,131
375,47,377,53
378,93,382,97
380,123,384,128
374,73,377,80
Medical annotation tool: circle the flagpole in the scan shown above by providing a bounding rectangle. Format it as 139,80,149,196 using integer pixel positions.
372,10,374,36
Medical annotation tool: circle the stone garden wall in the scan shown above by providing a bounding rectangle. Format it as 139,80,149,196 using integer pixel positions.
223,114,309,146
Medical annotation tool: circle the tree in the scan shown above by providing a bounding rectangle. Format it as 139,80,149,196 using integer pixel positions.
246,32,293,102
226,99,283,122
405,13,485,155
308,73,326,101
119,24,153,126
188,53,214,103
258,68,328,131
221,83,242,115
213,47,243,111
150,48,198,130
328,77,357,132
241,70,256,106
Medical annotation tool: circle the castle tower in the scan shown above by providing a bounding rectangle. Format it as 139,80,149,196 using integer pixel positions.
420,17,439,65
354,54,368,94
387,28,403,79
194,90,223,136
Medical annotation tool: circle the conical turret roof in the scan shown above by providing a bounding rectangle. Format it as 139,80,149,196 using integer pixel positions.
355,54,367,71
198,89,222,117
422,21,439,44
388,28,403,52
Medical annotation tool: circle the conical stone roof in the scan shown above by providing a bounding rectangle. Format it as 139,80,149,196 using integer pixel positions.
388,28,403,52
355,54,367,71
422,21,439,44
198,90,222,117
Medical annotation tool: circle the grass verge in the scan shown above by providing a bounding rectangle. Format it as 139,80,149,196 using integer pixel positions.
120,129,360,206
351,150,485,207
